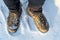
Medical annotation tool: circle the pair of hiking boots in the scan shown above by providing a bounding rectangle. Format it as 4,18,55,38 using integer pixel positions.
7,0,49,33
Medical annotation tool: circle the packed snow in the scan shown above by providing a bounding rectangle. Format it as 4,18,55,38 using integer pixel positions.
0,0,60,40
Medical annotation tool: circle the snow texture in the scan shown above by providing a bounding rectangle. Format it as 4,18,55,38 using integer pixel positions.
0,0,60,40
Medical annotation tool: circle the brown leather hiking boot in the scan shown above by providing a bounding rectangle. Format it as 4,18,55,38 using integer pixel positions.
7,9,22,33
27,0,49,33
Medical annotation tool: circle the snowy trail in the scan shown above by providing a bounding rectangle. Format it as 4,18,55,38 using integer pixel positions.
0,0,60,40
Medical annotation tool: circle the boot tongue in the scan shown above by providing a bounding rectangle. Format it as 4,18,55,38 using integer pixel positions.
30,7,42,12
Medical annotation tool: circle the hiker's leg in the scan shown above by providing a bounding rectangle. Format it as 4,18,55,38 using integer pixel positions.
3,0,22,33
27,0,49,33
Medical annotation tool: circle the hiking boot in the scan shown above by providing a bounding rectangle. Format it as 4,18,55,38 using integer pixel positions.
7,9,22,33
27,0,49,33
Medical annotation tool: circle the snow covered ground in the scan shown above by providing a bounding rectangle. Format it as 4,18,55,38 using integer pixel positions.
0,0,60,40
